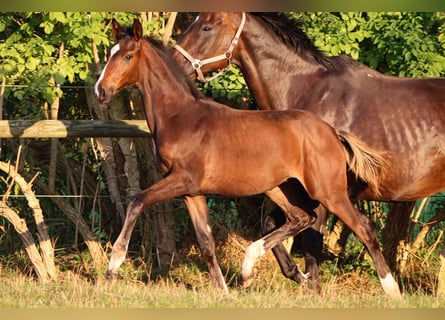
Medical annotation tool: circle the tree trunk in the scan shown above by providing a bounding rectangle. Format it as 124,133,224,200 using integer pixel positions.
0,203,49,281
382,201,415,274
163,12,178,45
85,86,127,228
325,217,351,256
48,43,64,193
27,173,109,271
0,160,55,281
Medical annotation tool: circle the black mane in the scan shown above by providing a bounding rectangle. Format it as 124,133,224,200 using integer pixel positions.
250,13,357,71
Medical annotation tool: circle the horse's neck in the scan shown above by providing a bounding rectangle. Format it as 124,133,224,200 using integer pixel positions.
138,48,198,133
237,24,325,110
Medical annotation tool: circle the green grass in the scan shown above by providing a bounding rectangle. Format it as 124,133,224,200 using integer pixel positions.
0,267,443,308
1,232,443,309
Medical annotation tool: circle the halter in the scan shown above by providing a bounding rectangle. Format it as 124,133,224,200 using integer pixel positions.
174,12,246,83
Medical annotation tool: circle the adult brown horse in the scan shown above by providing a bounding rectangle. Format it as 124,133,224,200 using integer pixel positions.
94,19,402,299
173,12,445,291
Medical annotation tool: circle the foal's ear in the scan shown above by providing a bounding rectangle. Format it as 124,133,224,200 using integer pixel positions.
111,18,124,40
132,19,143,41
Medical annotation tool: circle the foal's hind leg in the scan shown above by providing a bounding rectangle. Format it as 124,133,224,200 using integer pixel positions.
183,195,228,294
263,206,326,292
301,205,328,292
241,186,316,288
261,180,319,287
321,194,402,300
263,208,310,286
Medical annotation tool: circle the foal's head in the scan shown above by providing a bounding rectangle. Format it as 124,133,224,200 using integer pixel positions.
95,19,203,104
94,19,144,104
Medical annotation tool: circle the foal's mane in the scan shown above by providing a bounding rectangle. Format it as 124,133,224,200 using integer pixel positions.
250,13,358,71
116,25,204,100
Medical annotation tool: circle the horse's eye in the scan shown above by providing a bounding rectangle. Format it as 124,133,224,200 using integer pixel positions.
202,26,212,32
124,55,132,61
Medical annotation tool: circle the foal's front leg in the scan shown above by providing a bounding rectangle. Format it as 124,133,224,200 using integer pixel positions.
184,195,228,294
106,173,193,280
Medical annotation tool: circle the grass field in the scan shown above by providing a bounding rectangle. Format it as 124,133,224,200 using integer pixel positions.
1,253,444,309
1,233,443,309
0,269,444,308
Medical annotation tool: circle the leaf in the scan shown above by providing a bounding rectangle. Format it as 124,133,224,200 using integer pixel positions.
49,12,66,23
40,20,54,34
25,57,39,71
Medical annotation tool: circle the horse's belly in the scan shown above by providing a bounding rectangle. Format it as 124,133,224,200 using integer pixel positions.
200,162,295,197
357,154,445,201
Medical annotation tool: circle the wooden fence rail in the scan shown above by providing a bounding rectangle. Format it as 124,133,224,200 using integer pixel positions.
0,120,151,138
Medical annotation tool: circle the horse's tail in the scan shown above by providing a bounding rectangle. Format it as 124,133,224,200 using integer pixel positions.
336,130,388,198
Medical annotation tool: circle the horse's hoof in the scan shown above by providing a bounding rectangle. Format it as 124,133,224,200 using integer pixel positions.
241,277,254,289
105,270,120,281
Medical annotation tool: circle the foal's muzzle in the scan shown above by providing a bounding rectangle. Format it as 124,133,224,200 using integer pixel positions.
95,82,114,104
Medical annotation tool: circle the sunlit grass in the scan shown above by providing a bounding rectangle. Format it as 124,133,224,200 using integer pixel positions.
0,267,443,308
0,233,443,308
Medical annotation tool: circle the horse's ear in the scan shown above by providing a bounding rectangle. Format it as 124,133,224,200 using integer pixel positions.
111,18,123,40
132,19,143,41
213,12,227,23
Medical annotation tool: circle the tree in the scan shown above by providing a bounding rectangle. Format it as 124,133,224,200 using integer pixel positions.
0,12,179,276
0,156,55,281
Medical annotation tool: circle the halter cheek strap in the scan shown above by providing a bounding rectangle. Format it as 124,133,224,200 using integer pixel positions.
174,12,246,83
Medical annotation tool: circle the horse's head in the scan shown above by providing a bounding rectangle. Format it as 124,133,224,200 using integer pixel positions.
94,19,143,104
173,12,245,82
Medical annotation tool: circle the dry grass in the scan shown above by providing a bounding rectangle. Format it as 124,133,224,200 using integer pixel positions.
0,232,444,308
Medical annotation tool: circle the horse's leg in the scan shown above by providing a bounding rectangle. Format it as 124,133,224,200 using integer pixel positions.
321,194,402,300
261,179,318,286
263,208,310,285
301,205,328,293
183,195,228,294
241,186,316,288
106,173,193,280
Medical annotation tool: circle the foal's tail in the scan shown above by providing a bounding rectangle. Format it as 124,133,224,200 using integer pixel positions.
336,130,388,197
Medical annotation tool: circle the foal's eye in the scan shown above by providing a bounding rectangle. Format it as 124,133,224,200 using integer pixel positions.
124,55,132,61
202,26,212,32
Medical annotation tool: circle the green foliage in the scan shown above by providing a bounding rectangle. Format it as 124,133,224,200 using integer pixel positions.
361,12,445,77
199,65,252,109
289,12,445,77
294,12,368,60
0,12,140,115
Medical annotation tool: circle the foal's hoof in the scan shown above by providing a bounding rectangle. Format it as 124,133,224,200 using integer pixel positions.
105,270,121,281
299,271,311,281
241,278,254,289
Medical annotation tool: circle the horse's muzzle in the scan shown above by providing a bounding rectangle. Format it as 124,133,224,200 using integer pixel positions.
95,83,114,104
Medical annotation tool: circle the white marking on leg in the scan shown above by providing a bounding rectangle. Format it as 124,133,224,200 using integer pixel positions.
241,239,266,284
107,234,128,274
108,252,126,274
94,43,120,97
380,273,402,300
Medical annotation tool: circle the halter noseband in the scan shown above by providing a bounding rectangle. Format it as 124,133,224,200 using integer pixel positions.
174,12,246,83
